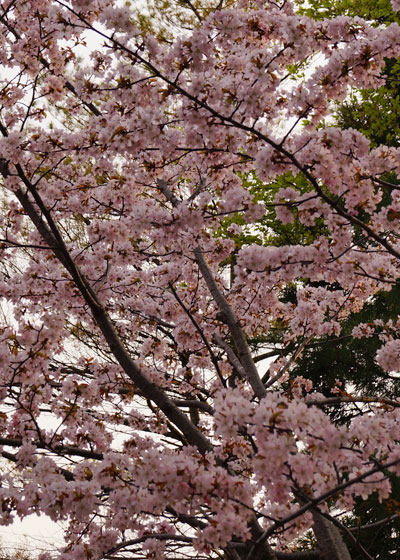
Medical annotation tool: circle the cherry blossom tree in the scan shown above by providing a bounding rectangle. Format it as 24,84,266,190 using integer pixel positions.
0,1,400,559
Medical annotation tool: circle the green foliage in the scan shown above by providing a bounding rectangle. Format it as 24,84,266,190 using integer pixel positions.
334,57,400,149
296,0,399,25
131,0,233,43
287,284,400,559
345,481,400,560
219,171,326,250
292,284,400,397
295,0,400,149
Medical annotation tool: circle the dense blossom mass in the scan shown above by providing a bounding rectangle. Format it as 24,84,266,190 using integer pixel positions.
0,0,399,559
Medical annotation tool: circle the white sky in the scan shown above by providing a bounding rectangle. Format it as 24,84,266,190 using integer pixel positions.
1,516,65,558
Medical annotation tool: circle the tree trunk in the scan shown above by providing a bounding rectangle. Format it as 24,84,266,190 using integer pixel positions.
312,511,352,560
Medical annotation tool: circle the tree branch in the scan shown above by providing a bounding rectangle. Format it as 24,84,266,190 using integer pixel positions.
252,456,400,549
265,336,312,388
317,511,374,560
0,136,213,457
306,396,400,408
194,247,266,400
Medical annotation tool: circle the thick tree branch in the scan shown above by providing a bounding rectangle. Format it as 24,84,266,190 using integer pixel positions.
0,437,104,460
306,396,400,408
310,510,352,560
1,448,74,481
213,332,251,383
158,179,265,398
194,248,266,400
313,509,373,560
0,144,213,457
173,399,214,414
